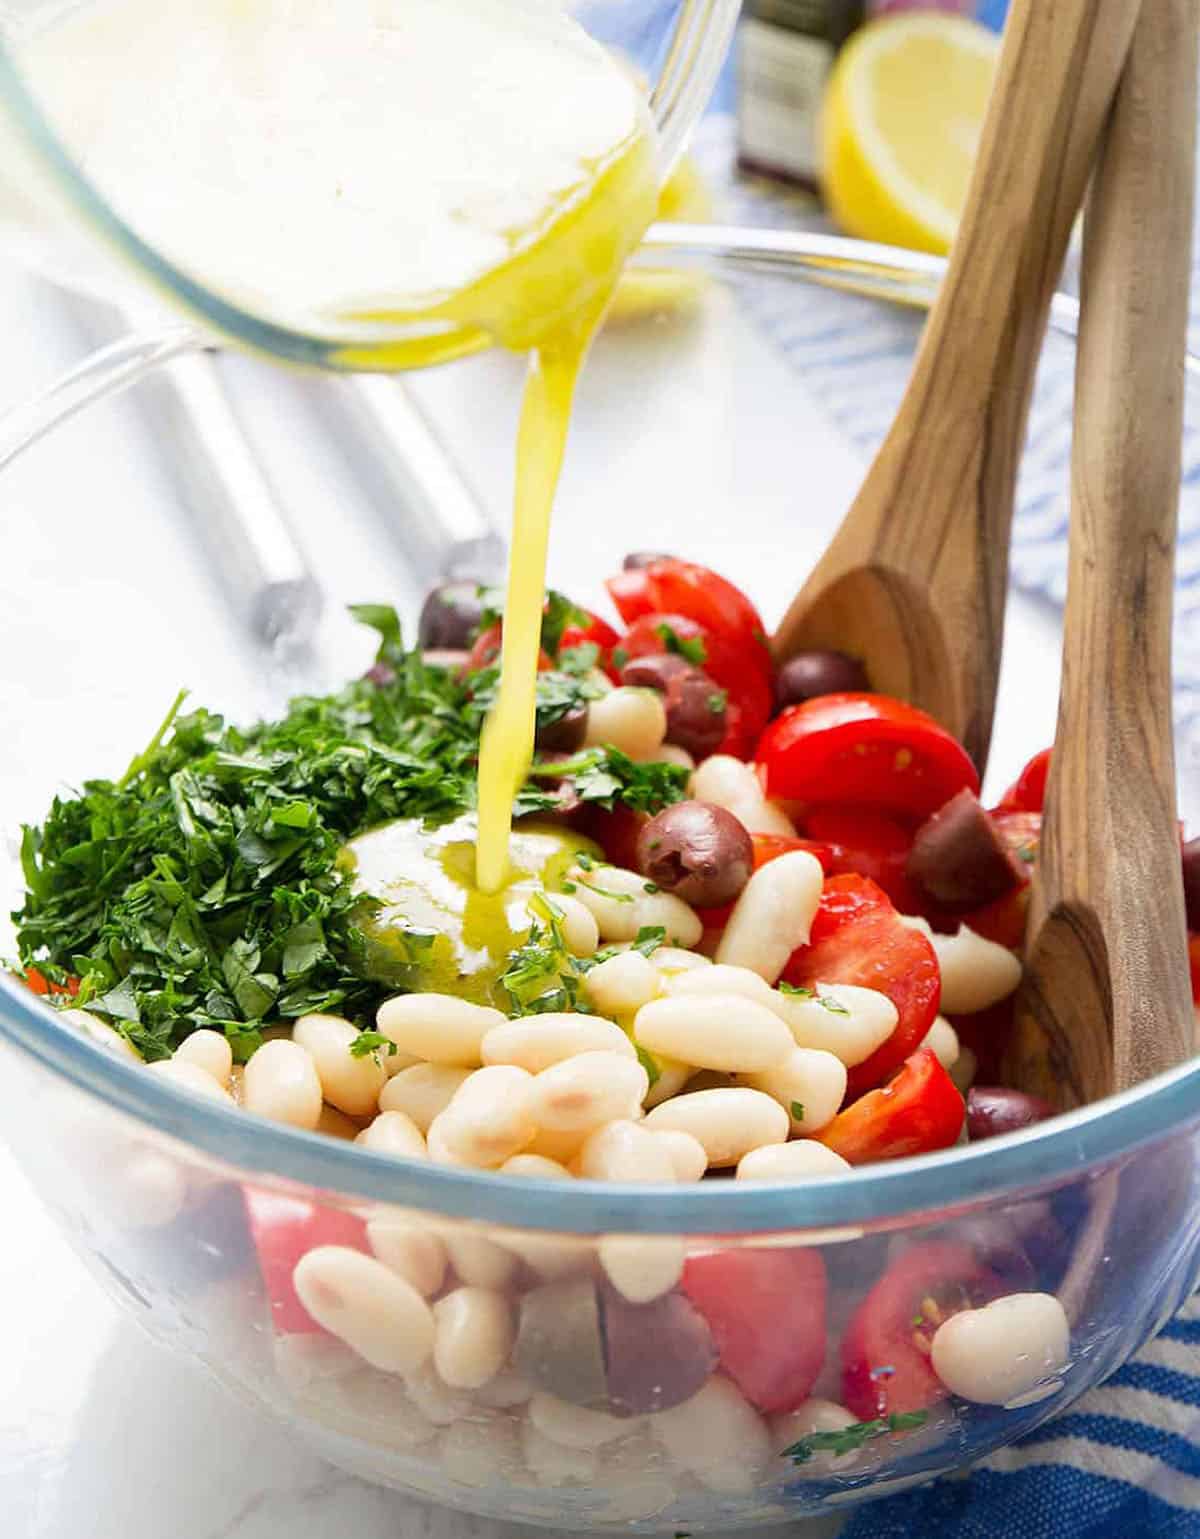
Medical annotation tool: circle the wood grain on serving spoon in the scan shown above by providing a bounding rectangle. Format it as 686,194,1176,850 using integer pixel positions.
774,0,1142,774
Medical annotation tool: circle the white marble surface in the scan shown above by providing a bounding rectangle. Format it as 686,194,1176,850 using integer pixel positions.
0,253,1072,1537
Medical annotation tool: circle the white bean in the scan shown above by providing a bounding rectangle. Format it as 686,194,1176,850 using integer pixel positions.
541,893,600,958
654,743,696,771
737,1140,852,1182
653,1376,770,1493
922,1015,961,1070
146,1057,234,1103
634,992,793,1073
741,1046,848,1134
375,994,506,1067
379,1063,472,1131
58,1008,143,1063
949,1043,978,1096
584,686,667,760
173,1029,232,1086
689,755,796,837
292,1246,434,1374
643,1088,789,1167
528,1391,640,1450
653,946,712,976
473,1366,534,1409
576,1119,675,1183
499,1153,573,1180
716,852,824,981
771,982,899,1068
583,950,661,1016
930,1292,1069,1406
568,864,702,948
641,1055,691,1109
931,925,1023,1014
426,1118,470,1166
481,1013,635,1073
666,963,779,1008
432,1286,515,1389
355,1110,428,1160
242,1039,322,1128
527,1051,648,1133
433,1065,536,1167
652,1128,709,1182
293,1012,388,1117
443,1232,520,1290
366,1215,447,1297
521,1422,599,1487
525,1125,590,1164
403,1357,474,1425
599,1234,685,1302
769,1398,858,1457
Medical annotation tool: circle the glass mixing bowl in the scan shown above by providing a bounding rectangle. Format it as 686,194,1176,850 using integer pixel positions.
2,224,1200,1531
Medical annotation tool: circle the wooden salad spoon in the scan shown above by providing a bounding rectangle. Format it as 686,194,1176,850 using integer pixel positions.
774,0,1143,773
1004,0,1199,1107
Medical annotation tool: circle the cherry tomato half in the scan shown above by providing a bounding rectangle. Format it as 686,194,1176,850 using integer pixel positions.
22,967,80,998
783,874,941,1097
606,560,771,671
996,747,1052,814
802,805,921,913
465,622,553,676
575,803,649,871
757,694,980,823
559,609,621,679
682,1247,827,1413
818,1047,964,1166
243,1191,369,1335
694,834,835,930
840,1241,1003,1419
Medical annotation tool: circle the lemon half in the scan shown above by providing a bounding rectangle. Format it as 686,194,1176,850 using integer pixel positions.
822,14,1000,255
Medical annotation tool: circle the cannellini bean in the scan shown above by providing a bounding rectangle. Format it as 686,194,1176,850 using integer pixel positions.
292,1246,434,1374
356,1109,428,1160
473,1366,534,1409
930,925,1023,1014
576,1119,675,1183
653,1376,770,1493
742,1046,848,1135
272,1332,360,1392
366,1215,447,1297
950,1044,978,1095
930,1292,1069,1406
58,1008,143,1064
528,1391,640,1450
403,1358,474,1426
438,1411,521,1487
642,1055,691,1109
433,1065,536,1167
666,963,779,1008
634,992,793,1073
525,1125,590,1164
772,982,899,1068
716,852,824,981
769,1399,858,1457
653,1128,709,1182
146,1058,234,1103
481,1013,635,1073
426,1118,470,1166
521,1421,599,1487
173,1029,233,1086
316,1103,365,1141
494,1227,594,1282
527,1051,648,1133
655,743,696,771
689,755,796,837
375,993,506,1067
643,1088,790,1167
599,1234,685,1303
242,1039,323,1128
584,686,667,760
541,893,600,958
922,1016,961,1070
583,950,661,1016
653,946,713,975
443,1232,520,1290
737,1140,852,1182
379,1063,472,1131
499,1153,573,1179
432,1286,515,1388
293,1012,388,1117
568,863,703,947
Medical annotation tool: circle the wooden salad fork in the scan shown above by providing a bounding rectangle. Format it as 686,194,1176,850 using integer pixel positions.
1005,0,1199,1107
774,0,1143,774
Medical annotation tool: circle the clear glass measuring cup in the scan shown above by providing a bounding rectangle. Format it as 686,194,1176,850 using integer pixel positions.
0,0,738,369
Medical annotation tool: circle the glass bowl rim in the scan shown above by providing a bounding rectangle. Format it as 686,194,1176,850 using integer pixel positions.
4,974,1197,1234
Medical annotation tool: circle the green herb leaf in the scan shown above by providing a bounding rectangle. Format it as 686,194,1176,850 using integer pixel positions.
348,603,403,661
350,1029,398,1061
783,1411,927,1464
778,982,815,997
541,590,590,656
656,623,706,666
707,690,728,714
631,925,666,958
790,1101,806,1121
635,1043,662,1089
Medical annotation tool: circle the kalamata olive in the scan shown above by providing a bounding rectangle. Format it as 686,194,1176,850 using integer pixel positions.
775,650,870,708
1182,837,1200,930
599,1287,717,1415
535,705,589,754
620,652,690,693
623,551,677,570
514,1276,608,1408
966,1086,1056,1142
622,653,726,758
907,789,1025,910
636,801,753,907
417,580,486,651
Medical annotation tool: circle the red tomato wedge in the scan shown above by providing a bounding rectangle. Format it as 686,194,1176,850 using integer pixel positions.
559,610,621,679
243,1191,369,1335
576,803,649,872
783,874,941,1097
757,694,980,823
996,747,1052,814
694,834,834,930
607,561,771,669
841,1242,1003,1419
465,622,552,676
617,611,774,758
682,1247,827,1413
819,1047,964,1165
22,967,80,998
802,805,920,913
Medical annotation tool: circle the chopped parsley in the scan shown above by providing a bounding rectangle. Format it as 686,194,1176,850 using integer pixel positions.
790,1101,806,1121
635,1043,662,1089
500,894,591,1016
656,623,706,666
778,982,850,1015
350,1029,398,1062
783,1412,928,1464
524,748,688,814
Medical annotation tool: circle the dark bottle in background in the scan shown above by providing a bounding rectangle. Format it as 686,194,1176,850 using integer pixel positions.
737,0,867,193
